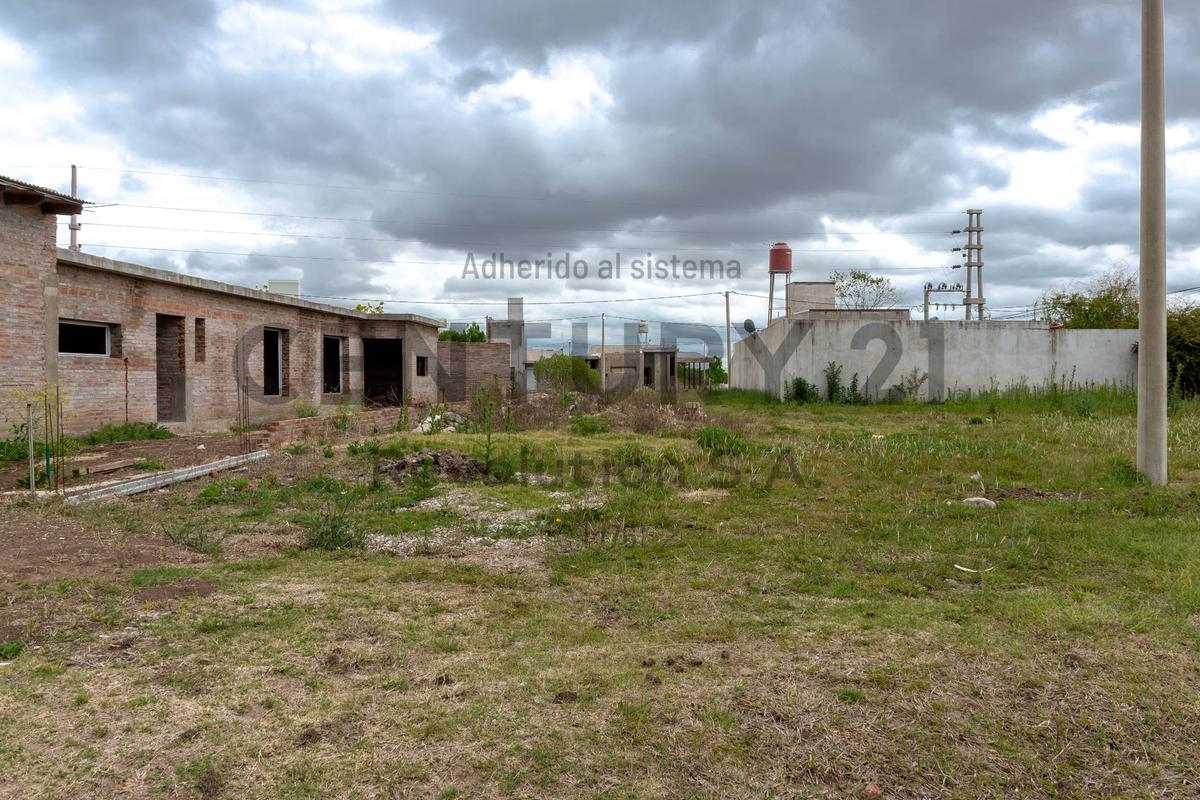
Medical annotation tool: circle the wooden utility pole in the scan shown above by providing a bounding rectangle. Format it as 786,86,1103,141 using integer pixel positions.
1138,0,1168,485
724,291,732,387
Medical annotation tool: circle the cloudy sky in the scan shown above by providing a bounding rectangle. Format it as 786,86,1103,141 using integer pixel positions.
2,0,1198,350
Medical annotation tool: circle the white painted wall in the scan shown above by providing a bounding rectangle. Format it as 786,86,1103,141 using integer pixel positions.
731,319,1138,400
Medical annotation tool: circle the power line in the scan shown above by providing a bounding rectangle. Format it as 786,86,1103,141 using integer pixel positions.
78,205,961,240
79,244,462,267
76,242,949,264
293,291,725,307
76,164,968,215
66,222,952,255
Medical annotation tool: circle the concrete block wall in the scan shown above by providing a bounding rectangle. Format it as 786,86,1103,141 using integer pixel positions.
436,341,511,402
732,318,1138,401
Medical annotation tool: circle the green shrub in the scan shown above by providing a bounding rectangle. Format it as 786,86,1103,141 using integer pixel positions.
438,322,487,342
0,641,24,659
0,437,28,462
533,354,600,397
788,377,820,404
569,414,609,436
824,362,844,403
77,422,173,446
889,368,928,403
695,424,749,456
1168,306,1200,398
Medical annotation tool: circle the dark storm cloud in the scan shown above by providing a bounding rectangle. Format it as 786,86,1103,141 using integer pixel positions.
3,0,1198,316
2,0,218,75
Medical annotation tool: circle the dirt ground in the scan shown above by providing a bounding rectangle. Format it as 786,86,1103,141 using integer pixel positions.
0,430,251,492
0,505,207,585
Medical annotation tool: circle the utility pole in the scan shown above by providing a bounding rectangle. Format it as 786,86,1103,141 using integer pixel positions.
69,164,81,251
924,281,967,322
1138,0,1168,485
724,291,732,387
600,312,607,395
963,209,984,320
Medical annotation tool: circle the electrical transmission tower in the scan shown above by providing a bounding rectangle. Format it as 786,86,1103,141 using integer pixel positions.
963,209,984,320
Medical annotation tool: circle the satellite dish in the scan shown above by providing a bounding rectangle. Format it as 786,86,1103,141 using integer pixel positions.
743,319,756,334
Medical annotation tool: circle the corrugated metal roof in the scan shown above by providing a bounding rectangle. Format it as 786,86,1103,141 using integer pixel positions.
0,174,87,205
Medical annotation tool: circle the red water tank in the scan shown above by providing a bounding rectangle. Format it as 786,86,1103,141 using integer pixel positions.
768,242,792,273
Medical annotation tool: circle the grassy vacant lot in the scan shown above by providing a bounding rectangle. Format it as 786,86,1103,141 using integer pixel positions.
2,391,1200,799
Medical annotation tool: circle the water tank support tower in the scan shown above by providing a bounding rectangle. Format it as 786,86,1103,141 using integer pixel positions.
768,242,793,322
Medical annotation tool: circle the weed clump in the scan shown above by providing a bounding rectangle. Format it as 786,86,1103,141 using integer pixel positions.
163,520,226,559
301,486,367,550
788,377,820,404
569,414,609,436
695,424,749,456
292,399,320,418
77,422,174,446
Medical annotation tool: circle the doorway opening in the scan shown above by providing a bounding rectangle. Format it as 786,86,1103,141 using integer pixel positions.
155,314,186,422
363,338,404,405
263,328,284,396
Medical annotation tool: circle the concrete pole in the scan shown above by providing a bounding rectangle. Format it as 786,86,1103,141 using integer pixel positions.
1137,0,1168,485
600,312,606,395
724,291,732,387
964,251,973,321
69,165,81,252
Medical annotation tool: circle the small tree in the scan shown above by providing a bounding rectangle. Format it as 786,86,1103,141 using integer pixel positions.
830,270,900,309
1168,304,1200,398
438,322,487,342
533,355,599,399
708,356,728,386
1040,264,1198,397
1040,264,1138,329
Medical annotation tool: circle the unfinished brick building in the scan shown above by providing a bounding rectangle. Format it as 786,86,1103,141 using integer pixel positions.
1,175,461,435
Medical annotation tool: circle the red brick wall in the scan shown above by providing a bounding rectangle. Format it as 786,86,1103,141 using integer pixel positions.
2,203,443,436
436,341,511,402
52,263,440,434
155,315,186,421
263,405,408,448
0,205,56,393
